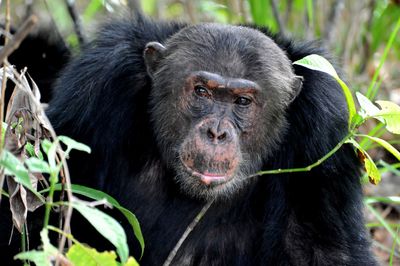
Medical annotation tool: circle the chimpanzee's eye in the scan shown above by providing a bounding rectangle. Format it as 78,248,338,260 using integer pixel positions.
234,97,252,106
194,85,210,97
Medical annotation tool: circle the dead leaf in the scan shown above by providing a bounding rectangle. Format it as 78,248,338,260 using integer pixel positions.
6,176,28,233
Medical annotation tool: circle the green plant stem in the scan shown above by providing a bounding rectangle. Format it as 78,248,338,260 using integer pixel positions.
370,78,384,102
0,189,9,197
365,195,400,205
21,224,26,253
366,203,400,246
48,225,76,243
387,162,400,169
253,132,354,177
43,172,58,228
359,123,384,148
366,15,400,100
389,228,399,266
378,161,400,176
366,223,400,228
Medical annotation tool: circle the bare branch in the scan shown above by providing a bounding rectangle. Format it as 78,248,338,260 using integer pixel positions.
1,2,12,193
163,200,214,266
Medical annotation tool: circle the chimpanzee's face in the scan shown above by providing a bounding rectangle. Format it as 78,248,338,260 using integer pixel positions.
144,24,302,200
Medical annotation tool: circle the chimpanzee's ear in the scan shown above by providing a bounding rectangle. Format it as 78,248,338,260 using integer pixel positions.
143,42,166,78
288,75,303,103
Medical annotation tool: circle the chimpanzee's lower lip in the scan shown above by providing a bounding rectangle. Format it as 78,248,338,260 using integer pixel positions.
181,161,231,185
192,171,228,185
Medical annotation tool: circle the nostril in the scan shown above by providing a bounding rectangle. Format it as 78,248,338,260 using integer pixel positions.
207,129,215,140
218,132,227,141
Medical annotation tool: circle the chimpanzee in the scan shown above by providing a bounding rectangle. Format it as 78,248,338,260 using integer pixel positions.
2,16,377,265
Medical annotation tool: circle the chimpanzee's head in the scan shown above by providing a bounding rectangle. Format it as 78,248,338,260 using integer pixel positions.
144,24,302,200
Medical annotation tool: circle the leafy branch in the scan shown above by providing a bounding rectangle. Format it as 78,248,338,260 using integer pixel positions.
254,54,400,185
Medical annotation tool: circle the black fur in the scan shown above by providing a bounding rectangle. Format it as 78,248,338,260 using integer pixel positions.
1,26,70,103
2,16,377,265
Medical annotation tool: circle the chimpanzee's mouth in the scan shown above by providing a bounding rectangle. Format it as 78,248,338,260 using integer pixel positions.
180,160,233,186
191,170,230,185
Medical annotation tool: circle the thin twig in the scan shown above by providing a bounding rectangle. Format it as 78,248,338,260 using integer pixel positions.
0,15,38,63
64,0,86,47
249,132,353,178
163,200,214,266
0,0,11,149
270,0,286,35
0,0,11,204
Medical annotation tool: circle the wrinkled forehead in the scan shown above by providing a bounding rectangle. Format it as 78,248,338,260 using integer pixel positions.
162,24,293,80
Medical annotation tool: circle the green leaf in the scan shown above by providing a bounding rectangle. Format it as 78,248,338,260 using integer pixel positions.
293,54,338,78
346,138,381,184
350,113,364,128
59,135,91,154
356,92,382,121
25,142,34,157
41,139,52,155
25,142,44,160
40,228,58,254
375,101,400,134
363,155,381,185
48,140,58,171
45,184,120,206
1,122,7,147
118,206,145,258
357,134,400,161
72,200,129,263
293,54,356,127
14,250,49,266
25,157,51,174
125,257,140,266
15,229,59,265
66,244,118,266
0,150,44,201
44,184,145,257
